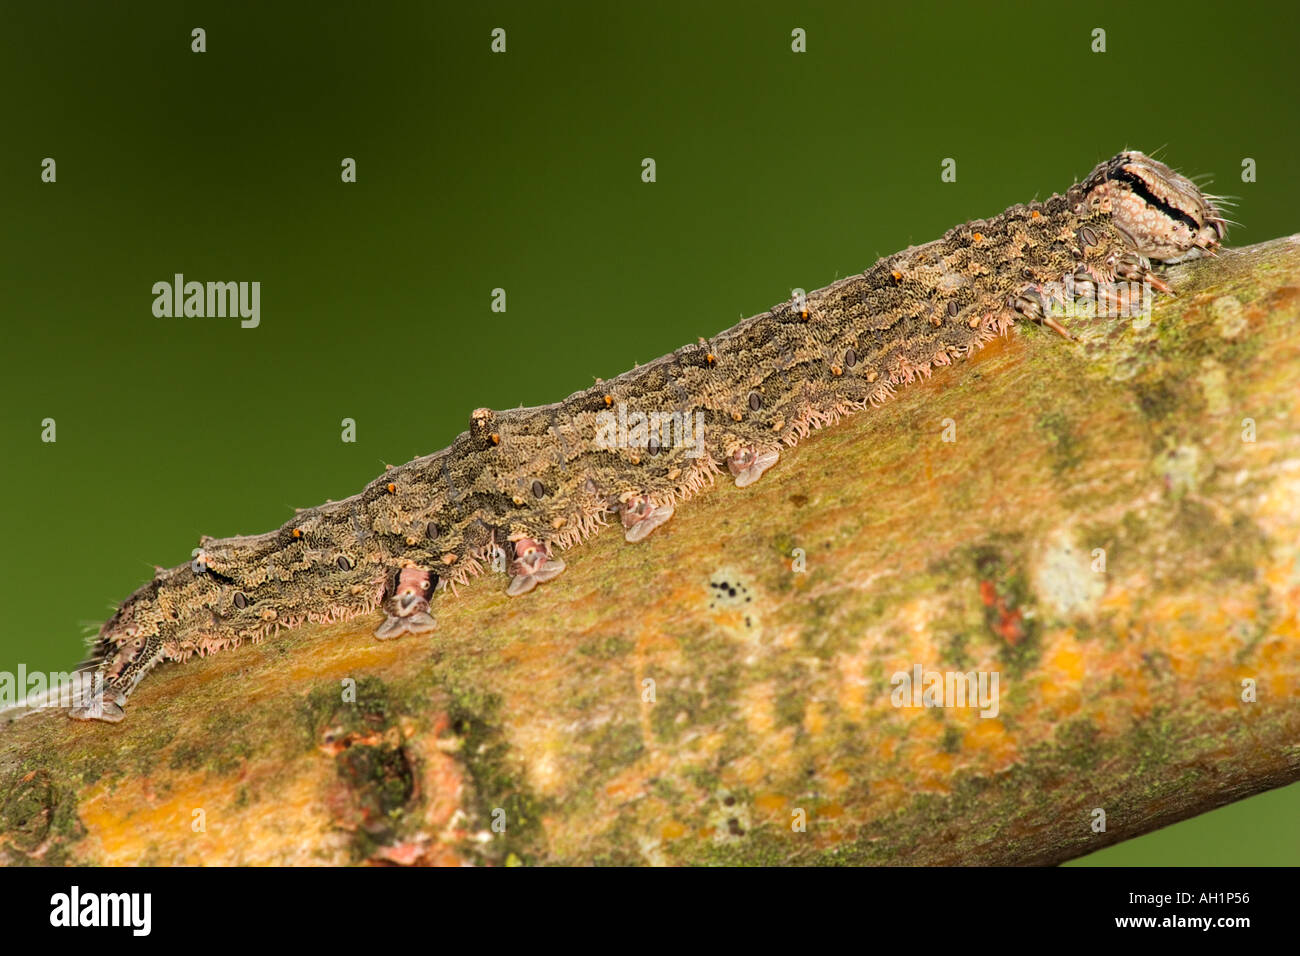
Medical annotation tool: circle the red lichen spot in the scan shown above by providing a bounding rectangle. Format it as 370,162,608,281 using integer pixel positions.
980,578,1026,645
386,482,397,494
995,606,1025,645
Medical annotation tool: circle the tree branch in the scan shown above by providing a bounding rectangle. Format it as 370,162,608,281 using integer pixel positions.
3,235,1300,866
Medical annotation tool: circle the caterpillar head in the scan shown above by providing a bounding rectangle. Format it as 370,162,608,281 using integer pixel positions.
1080,151,1227,263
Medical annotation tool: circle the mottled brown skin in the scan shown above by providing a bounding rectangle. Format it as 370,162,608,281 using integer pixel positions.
70,151,1225,722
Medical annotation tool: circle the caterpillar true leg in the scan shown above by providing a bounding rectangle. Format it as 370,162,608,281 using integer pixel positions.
621,494,674,542
506,536,566,596
1113,251,1174,294
727,445,780,487
1009,286,1075,341
375,566,437,639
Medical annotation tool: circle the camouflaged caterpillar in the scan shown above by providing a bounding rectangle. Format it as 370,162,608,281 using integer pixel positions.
67,151,1226,722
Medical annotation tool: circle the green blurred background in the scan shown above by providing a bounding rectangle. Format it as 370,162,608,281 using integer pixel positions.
1,0,1296,864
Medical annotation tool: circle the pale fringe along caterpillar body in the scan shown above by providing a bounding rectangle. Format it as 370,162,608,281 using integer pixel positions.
28,151,1229,722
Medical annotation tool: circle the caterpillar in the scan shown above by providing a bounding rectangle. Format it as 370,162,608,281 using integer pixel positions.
61,151,1226,722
